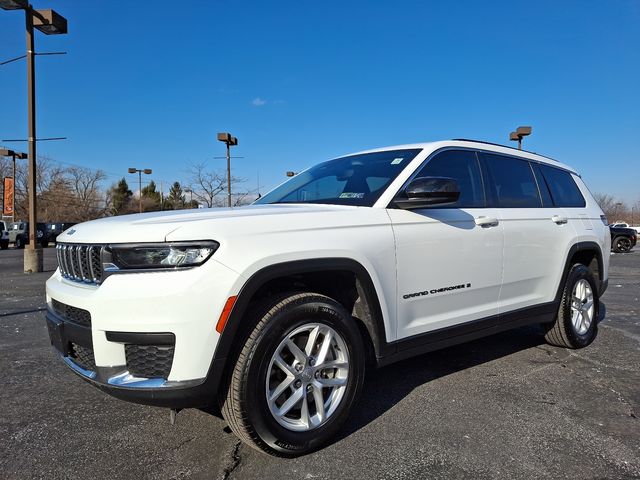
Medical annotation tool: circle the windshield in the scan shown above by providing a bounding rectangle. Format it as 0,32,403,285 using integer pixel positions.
255,149,422,207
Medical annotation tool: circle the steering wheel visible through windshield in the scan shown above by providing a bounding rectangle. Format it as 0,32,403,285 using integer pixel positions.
255,149,422,207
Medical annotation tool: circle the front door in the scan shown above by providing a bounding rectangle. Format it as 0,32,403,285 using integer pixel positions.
388,149,504,340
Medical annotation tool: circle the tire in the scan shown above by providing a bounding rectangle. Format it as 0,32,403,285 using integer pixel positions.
15,237,24,249
544,264,598,349
220,292,365,457
0,241,8,250
41,240,49,248
612,236,632,253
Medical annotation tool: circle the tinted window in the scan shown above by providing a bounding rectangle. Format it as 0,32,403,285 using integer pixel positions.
415,150,484,208
482,153,541,208
255,149,422,207
530,163,554,207
539,164,586,208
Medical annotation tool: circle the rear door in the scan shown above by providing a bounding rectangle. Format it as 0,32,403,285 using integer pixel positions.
479,152,577,312
389,149,504,339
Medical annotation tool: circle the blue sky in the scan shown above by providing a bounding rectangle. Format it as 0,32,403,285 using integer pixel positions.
1,0,639,202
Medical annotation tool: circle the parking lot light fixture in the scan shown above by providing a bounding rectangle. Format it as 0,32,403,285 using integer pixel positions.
1,1,68,273
509,126,532,150
128,167,153,213
217,132,238,207
32,9,67,34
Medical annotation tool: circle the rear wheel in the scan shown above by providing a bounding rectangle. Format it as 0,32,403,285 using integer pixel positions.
220,292,365,456
0,241,8,250
612,236,632,253
544,264,598,348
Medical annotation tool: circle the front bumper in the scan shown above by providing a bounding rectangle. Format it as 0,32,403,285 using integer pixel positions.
45,258,243,408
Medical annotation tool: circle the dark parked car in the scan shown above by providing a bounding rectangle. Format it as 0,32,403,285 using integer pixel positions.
47,222,76,243
1,222,8,250
610,225,637,253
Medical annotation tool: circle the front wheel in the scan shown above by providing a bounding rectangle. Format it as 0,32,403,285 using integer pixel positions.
15,237,24,249
220,292,365,456
612,236,632,253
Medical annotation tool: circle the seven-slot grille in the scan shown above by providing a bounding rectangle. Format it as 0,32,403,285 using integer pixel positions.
56,243,104,285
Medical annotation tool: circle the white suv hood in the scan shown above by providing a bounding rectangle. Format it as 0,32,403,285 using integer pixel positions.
55,204,363,244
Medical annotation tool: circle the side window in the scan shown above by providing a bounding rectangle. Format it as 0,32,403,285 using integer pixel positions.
530,163,554,207
415,150,484,208
538,164,586,208
482,153,542,208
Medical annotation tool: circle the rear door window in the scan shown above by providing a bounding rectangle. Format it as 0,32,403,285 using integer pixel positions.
530,163,554,207
481,153,542,208
538,164,586,207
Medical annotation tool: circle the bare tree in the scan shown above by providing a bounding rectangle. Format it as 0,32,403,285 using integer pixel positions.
187,161,245,208
66,166,108,221
593,193,630,223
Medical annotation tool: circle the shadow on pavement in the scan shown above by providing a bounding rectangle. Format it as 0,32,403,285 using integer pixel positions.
336,325,546,441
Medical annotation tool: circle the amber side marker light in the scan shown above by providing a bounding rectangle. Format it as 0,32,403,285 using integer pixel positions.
216,296,237,333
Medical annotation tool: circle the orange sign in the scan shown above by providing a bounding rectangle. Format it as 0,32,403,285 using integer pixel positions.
3,177,14,216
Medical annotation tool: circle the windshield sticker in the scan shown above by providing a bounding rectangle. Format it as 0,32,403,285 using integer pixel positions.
339,192,365,199
391,157,404,165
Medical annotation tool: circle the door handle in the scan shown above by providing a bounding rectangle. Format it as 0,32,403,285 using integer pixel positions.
551,215,568,225
475,216,499,227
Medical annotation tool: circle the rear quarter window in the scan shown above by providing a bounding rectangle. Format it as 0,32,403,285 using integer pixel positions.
538,164,586,208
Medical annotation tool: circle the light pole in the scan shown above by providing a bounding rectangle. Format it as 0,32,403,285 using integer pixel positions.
217,132,238,207
184,188,193,207
1,0,67,273
509,126,532,150
0,148,27,222
128,168,152,213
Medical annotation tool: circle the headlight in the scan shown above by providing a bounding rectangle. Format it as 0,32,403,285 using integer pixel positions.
107,241,219,270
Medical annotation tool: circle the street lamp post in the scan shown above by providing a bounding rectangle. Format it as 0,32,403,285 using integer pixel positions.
217,132,238,207
0,148,27,222
1,0,67,273
509,126,532,150
128,168,152,213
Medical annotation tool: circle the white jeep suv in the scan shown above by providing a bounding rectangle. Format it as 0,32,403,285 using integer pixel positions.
45,140,610,456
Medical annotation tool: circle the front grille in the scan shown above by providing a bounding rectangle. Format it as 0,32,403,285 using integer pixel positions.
125,345,175,379
51,299,91,327
70,342,96,371
56,243,104,285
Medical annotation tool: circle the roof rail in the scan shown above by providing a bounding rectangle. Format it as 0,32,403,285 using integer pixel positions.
451,138,558,162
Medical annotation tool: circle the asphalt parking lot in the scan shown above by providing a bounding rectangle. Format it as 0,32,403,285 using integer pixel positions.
1,248,639,480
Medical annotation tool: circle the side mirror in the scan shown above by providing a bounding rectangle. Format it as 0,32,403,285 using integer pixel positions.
394,176,460,209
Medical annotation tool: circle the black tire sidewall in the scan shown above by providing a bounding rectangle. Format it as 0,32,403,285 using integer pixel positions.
561,265,599,347
243,297,364,455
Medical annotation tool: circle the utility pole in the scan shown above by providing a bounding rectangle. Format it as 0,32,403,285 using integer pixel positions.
1,2,68,273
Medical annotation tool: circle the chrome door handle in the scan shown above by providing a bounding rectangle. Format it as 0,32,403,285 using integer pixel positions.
551,215,568,225
475,216,499,227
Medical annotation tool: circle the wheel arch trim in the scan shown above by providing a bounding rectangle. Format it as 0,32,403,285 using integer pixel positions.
556,241,606,300
213,257,392,364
